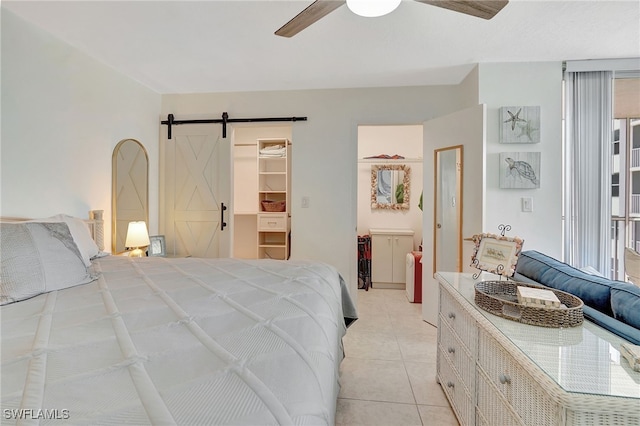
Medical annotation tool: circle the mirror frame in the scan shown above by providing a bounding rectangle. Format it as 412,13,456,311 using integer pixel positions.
112,139,149,254
370,164,411,210
432,145,463,274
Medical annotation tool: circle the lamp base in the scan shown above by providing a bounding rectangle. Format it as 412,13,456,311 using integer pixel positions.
128,248,145,257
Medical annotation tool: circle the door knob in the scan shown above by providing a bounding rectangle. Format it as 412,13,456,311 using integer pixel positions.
437,223,442,228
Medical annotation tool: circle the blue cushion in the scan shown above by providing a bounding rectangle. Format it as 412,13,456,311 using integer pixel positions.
515,251,625,316
512,272,541,286
511,273,640,343
610,283,640,330
583,305,640,345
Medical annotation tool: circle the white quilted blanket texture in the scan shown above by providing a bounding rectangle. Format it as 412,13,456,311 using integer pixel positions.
1,257,354,425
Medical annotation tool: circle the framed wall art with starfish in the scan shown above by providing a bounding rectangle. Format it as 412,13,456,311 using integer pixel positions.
499,106,541,143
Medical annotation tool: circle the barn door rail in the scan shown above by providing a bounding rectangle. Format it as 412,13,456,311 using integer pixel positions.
161,112,307,139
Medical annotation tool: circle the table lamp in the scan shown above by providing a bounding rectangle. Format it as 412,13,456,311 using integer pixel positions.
125,221,150,257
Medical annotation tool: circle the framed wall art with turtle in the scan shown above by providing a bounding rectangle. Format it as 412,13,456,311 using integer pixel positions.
499,106,540,144
500,152,541,189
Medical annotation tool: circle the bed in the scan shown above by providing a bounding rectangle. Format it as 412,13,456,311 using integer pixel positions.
1,212,357,425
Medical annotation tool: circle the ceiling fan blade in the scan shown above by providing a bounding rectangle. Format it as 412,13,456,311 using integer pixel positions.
415,0,508,20
275,0,345,37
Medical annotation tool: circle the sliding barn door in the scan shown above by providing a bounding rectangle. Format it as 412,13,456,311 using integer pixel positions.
161,123,230,258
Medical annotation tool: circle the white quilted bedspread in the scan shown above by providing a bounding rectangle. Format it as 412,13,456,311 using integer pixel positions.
1,257,355,425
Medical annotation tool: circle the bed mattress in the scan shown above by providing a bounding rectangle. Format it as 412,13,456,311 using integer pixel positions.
1,256,356,425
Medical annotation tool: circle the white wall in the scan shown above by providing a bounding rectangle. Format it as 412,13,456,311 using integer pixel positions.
357,125,423,249
1,10,161,251
162,86,467,299
419,62,563,323
478,62,563,258
2,8,565,300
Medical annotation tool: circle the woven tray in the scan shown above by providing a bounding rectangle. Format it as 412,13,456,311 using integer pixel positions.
474,280,584,328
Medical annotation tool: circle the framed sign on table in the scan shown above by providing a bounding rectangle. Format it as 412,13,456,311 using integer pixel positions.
470,233,524,277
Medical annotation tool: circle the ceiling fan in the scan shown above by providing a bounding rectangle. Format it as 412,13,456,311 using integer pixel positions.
275,0,509,37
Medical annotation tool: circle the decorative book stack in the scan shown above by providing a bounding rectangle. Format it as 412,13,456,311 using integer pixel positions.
517,286,562,308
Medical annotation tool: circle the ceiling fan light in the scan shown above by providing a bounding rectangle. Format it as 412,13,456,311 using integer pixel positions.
346,0,402,18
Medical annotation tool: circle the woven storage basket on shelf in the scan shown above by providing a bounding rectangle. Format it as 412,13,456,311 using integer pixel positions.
261,200,286,212
474,280,584,328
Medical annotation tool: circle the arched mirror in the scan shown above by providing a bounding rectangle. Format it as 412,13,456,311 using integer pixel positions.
433,145,463,274
371,164,411,210
112,139,148,254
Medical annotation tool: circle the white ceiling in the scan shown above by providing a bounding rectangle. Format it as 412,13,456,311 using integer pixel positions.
4,0,640,94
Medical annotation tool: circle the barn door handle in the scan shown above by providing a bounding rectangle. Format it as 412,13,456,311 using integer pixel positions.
221,203,227,231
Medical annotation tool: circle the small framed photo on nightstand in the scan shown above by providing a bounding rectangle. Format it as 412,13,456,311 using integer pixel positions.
148,235,166,257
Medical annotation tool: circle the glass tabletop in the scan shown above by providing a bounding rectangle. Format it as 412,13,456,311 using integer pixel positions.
436,271,640,400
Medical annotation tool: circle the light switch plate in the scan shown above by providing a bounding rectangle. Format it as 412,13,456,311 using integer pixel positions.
522,197,533,212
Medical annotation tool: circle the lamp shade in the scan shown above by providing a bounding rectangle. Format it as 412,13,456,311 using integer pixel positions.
125,221,150,248
346,0,401,17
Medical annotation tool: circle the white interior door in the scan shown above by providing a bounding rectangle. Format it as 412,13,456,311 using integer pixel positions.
161,123,231,258
422,104,486,325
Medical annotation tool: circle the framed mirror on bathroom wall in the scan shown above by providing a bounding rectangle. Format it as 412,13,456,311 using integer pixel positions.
112,139,149,254
371,164,411,210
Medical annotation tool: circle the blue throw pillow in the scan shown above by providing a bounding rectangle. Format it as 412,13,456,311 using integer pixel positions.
610,283,640,330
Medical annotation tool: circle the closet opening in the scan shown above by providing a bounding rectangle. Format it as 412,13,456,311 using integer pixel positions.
231,125,292,259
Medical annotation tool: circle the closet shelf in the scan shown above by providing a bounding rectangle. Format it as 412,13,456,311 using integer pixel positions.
257,138,290,260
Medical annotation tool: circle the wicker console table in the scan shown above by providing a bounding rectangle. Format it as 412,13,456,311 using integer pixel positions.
435,272,640,426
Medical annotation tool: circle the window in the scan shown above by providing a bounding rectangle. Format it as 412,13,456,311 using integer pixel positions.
612,173,619,198
610,74,640,280
563,60,639,280
611,116,640,279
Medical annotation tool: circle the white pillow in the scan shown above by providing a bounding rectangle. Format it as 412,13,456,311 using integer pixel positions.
31,214,100,266
0,222,97,305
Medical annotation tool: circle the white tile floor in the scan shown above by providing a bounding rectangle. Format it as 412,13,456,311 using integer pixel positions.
336,288,459,426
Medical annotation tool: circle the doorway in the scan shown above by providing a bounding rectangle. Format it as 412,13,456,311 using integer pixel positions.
231,125,293,259
356,125,424,290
